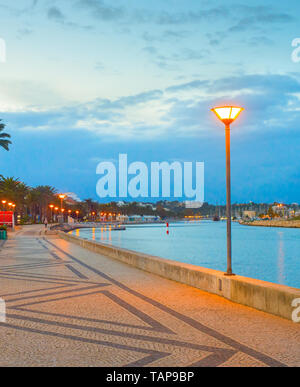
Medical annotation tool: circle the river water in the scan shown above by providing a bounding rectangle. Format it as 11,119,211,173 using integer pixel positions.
70,221,300,289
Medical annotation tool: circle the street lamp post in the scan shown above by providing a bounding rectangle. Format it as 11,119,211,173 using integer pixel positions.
8,202,14,228
49,205,54,223
1,200,6,226
54,207,59,223
12,204,16,229
211,106,244,276
58,194,66,211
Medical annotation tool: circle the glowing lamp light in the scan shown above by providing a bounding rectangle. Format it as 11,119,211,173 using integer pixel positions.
211,106,244,125
59,194,66,199
2,200,6,204
49,204,54,208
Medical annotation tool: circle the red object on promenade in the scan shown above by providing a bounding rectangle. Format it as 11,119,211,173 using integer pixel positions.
0,211,14,227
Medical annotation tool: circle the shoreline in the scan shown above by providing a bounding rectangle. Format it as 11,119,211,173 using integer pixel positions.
239,220,300,229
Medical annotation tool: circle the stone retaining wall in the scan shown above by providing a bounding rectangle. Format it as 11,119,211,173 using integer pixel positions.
240,220,300,228
59,231,300,322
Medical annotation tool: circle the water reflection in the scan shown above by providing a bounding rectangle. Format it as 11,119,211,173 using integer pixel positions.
277,231,285,285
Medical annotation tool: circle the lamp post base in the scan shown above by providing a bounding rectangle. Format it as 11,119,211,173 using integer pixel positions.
224,272,236,277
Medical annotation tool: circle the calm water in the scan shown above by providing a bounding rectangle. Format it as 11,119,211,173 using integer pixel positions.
71,221,300,289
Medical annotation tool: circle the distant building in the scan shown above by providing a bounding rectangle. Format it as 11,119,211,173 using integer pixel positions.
272,204,287,217
128,215,143,222
137,202,147,207
116,214,160,223
116,215,129,222
185,201,203,209
142,215,161,222
243,210,256,219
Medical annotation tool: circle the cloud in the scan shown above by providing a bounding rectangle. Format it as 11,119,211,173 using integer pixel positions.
47,6,65,22
210,74,300,94
17,27,34,39
166,80,210,93
73,1,293,31
227,5,293,33
94,61,105,71
2,73,300,144
142,46,210,70
46,4,93,30
0,79,67,110
142,30,188,43
76,0,125,21
0,0,39,16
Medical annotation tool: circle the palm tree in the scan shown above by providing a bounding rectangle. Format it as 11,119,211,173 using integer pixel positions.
0,176,29,204
0,120,11,151
0,176,29,221
29,186,57,222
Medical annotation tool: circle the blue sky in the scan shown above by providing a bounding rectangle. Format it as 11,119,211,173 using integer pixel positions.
0,0,300,203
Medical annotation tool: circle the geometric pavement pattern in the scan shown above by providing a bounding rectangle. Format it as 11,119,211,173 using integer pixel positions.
0,235,289,367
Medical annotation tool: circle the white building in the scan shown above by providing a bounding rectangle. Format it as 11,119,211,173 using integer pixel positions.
142,215,161,222
116,215,129,222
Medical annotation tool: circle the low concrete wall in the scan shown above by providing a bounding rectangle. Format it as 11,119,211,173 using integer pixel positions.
59,231,300,322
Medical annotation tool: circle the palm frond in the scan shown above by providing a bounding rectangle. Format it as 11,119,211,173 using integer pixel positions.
0,132,11,139
0,140,12,151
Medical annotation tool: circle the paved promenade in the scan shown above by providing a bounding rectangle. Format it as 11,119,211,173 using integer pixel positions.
0,225,299,367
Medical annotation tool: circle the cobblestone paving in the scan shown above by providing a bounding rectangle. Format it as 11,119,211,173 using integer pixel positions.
0,225,299,367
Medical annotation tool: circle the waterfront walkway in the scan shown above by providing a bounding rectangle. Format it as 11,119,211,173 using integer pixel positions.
0,225,299,367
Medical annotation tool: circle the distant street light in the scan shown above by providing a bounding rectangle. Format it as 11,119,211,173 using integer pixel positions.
54,207,59,222
1,200,6,225
211,106,244,276
58,194,66,211
49,204,54,223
